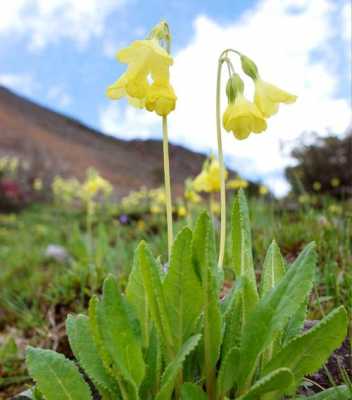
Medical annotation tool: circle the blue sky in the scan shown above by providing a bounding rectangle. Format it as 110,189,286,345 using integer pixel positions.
0,0,351,195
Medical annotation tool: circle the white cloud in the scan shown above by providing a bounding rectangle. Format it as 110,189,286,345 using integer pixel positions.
47,85,72,108
0,0,126,50
0,73,38,95
99,0,351,196
341,1,351,41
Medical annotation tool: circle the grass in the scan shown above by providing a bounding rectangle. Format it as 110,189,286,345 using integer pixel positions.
0,194,351,397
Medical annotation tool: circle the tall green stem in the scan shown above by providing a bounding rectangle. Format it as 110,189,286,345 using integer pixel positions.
162,116,173,259
216,58,227,269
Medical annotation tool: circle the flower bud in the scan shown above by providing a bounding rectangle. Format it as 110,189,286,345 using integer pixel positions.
226,73,244,103
240,54,259,80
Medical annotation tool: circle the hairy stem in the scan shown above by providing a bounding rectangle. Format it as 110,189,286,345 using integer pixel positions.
162,116,174,259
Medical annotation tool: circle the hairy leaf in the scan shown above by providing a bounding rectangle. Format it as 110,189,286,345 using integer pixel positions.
163,228,203,345
298,385,351,400
97,275,145,387
260,240,285,297
156,334,202,400
137,241,175,358
237,368,294,400
217,346,240,396
237,242,316,389
263,306,348,390
181,383,207,399
26,347,92,400
66,314,119,396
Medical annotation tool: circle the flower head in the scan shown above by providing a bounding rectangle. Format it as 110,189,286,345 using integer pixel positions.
259,185,269,196
227,178,248,190
193,158,228,193
107,22,177,116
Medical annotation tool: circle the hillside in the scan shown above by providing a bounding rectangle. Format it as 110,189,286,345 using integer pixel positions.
0,86,209,197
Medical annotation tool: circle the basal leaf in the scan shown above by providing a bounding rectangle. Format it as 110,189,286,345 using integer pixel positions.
237,242,316,390
231,190,258,301
97,275,145,387
26,347,92,400
66,314,119,396
217,346,240,396
260,240,286,297
126,249,149,348
137,241,175,358
298,385,351,400
237,368,294,400
163,227,203,346
181,383,207,399
156,334,202,400
263,306,348,390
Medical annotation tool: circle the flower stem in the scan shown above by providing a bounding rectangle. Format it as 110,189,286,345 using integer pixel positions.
216,58,227,269
162,116,173,259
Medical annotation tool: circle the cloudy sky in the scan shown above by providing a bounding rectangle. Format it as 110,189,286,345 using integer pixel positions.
0,0,351,195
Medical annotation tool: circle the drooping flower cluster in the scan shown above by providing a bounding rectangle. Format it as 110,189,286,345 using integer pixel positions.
107,22,176,117
222,54,297,140
193,157,228,193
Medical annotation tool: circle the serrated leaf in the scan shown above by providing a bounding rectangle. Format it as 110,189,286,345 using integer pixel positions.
137,241,175,358
126,249,149,348
156,334,202,400
163,228,203,346
97,275,145,387
263,306,348,390
237,368,294,400
26,347,92,400
283,298,308,345
260,240,286,297
237,242,316,389
217,346,240,396
231,190,258,299
181,383,207,399
298,385,351,399
66,314,119,396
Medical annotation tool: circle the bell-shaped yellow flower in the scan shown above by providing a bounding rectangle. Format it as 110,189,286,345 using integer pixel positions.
254,78,297,118
223,93,267,140
145,82,176,116
193,158,228,193
107,39,176,115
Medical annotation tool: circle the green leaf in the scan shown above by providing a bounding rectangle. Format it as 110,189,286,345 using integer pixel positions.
283,298,308,345
260,240,286,297
66,314,119,396
237,368,294,400
263,306,348,390
298,386,351,400
26,347,92,400
156,334,202,400
237,242,316,389
231,190,258,300
181,383,207,399
126,249,149,348
97,275,145,387
163,228,203,345
217,346,240,396
193,213,222,373
137,241,175,358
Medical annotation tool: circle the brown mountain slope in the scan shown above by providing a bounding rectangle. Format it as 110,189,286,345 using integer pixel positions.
0,86,210,197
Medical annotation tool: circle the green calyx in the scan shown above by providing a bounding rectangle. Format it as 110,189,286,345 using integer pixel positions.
240,54,259,80
226,73,244,103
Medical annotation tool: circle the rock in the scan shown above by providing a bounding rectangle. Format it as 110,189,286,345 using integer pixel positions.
44,244,71,263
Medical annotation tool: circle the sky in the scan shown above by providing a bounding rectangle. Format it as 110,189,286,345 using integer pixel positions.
0,0,351,195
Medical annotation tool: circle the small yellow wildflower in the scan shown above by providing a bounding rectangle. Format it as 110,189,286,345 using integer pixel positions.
313,181,322,191
33,178,43,191
330,177,340,188
177,205,187,217
145,82,176,116
137,220,146,231
211,201,221,215
259,185,269,195
222,74,266,140
240,55,297,118
227,178,248,190
329,204,342,215
193,158,228,193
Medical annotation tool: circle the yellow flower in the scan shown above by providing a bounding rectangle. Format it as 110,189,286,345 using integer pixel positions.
331,177,340,188
107,34,177,116
211,201,221,215
193,158,228,193
227,178,248,190
223,93,267,140
313,181,321,191
254,78,297,118
177,205,187,217
145,82,176,116
33,178,43,191
259,185,269,195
